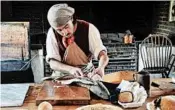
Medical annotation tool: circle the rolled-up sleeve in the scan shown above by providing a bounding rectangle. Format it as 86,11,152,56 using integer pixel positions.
46,28,61,63
89,23,107,60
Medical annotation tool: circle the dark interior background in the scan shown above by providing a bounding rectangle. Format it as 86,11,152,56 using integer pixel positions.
1,1,158,42
2,1,175,42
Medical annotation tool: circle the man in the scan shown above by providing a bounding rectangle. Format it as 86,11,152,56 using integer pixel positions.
46,3,109,80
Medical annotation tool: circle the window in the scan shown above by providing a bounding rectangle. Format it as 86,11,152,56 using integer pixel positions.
169,0,175,22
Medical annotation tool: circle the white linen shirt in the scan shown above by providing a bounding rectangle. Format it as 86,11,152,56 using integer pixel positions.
46,23,107,64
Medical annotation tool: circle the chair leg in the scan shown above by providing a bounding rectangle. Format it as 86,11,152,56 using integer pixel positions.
164,71,169,78
162,73,166,78
167,54,175,78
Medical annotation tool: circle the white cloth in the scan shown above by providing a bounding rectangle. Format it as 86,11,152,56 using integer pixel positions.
117,80,148,108
46,21,107,64
0,84,30,107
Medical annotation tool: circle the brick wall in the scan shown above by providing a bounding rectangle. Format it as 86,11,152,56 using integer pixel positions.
152,1,175,42
11,2,46,35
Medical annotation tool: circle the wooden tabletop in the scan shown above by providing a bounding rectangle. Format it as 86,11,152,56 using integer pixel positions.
1,78,175,110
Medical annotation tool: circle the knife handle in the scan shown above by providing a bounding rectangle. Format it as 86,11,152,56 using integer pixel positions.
151,82,160,87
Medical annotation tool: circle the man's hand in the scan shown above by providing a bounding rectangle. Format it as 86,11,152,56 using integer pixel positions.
89,67,104,81
69,67,84,77
90,67,104,79
94,67,105,77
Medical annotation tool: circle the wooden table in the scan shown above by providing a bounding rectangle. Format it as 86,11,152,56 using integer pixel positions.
1,78,175,110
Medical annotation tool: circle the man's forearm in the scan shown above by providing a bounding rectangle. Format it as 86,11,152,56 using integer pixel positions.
49,59,74,73
98,51,109,69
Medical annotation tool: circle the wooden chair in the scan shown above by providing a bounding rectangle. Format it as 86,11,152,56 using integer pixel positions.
140,34,174,78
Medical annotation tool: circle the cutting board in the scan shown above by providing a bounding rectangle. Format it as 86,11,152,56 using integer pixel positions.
36,81,90,106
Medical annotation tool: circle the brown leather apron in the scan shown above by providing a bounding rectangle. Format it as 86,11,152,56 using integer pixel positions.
62,36,102,80
63,42,89,66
